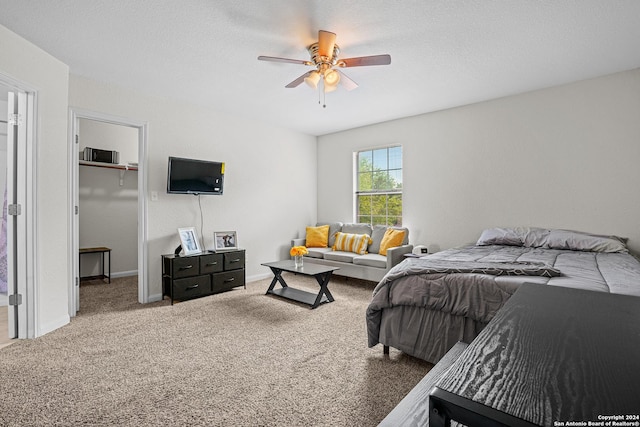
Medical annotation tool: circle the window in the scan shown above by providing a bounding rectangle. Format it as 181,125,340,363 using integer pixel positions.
356,146,402,226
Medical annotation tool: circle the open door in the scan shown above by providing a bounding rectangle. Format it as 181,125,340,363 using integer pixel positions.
6,91,29,338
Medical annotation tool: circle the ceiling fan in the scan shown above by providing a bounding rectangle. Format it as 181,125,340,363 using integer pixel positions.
258,30,391,104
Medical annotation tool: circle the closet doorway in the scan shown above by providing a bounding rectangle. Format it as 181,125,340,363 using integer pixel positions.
69,109,148,316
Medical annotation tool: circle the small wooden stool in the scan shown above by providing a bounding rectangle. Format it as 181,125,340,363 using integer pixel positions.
79,247,111,283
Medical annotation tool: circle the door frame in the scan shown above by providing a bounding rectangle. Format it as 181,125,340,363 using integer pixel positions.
1,73,37,339
68,108,149,316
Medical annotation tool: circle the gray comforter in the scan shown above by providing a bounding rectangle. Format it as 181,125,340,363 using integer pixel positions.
366,245,640,363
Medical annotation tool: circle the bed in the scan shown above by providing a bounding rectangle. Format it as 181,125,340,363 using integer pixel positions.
366,227,640,364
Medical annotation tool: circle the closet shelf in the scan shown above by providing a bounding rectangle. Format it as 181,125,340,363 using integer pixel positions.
79,160,138,171
80,160,138,186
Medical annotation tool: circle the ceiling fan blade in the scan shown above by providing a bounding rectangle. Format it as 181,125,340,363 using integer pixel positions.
318,30,337,58
338,71,358,91
339,54,391,67
258,55,312,66
285,72,312,88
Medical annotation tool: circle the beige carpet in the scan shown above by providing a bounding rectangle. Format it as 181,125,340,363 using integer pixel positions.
0,274,431,426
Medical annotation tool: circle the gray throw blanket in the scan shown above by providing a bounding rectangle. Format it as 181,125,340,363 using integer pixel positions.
376,258,561,293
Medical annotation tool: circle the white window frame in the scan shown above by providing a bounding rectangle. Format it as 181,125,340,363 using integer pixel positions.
354,145,403,226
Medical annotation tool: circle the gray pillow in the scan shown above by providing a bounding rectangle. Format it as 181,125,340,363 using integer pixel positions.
477,227,550,248
316,221,343,247
546,229,629,253
522,227,551,248
342,223,372,236
477,226,629,253
368,225,388,254
476,227,524,246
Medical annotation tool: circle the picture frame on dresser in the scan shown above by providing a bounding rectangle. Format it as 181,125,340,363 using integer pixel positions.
178,227,202,255
214,231,237,251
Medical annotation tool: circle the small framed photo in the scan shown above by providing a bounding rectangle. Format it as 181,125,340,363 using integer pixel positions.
178,227,202,255
214,231,238,251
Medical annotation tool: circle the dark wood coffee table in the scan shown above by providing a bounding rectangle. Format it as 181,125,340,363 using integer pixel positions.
262,260,339,309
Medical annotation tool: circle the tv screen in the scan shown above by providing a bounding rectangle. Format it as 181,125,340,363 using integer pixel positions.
167,157,225,195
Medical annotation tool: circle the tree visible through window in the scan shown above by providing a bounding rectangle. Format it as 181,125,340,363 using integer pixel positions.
356,146,402,226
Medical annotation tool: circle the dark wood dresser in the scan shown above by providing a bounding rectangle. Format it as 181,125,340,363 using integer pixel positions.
162,250,245,304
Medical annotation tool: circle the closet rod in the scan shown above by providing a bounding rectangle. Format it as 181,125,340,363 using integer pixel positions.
0,120,7,124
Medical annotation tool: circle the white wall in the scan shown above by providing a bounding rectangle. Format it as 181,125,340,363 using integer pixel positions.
78,119,139,277
69,75,317,300
318,69,640,255
0,24,70,335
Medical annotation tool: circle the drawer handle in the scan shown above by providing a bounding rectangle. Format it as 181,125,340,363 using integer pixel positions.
224,278,235,283
230,259,240,263
186,284,199,290
179,265,194,270
205,262,218,266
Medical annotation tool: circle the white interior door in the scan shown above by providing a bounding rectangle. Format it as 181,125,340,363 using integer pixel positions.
6,90,28,338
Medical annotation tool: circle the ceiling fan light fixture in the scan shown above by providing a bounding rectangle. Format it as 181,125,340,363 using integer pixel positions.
304,71,320,89
323,82,338,93
258,29,390,104
324,69,340,87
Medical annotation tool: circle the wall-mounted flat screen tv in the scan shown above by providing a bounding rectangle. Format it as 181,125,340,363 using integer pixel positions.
167,156,225,195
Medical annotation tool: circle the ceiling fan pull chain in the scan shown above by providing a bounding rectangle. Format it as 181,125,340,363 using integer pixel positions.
322,78,327,108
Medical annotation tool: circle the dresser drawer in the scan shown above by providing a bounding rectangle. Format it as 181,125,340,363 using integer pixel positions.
171,256,200,279
224,251,245,271
200,253,223,274
212,270,244,293
172,275,211,300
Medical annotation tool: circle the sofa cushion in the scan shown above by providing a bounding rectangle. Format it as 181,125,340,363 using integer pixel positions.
306,225,330,247
342,223,373,236
353,253,387,269
368,225,388,254
333,232,372,255
324,251,359,263
317,221,343,247
379,228,407,256
305,247,332,259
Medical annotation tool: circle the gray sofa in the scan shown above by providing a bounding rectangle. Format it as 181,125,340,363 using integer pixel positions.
291,222,413,282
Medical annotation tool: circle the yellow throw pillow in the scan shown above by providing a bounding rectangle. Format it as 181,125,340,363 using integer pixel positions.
306,225,330,248
332,232,372,255
379,229,406,256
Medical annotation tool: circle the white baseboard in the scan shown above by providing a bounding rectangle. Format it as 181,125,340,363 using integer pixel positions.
246,272,271,283
112,270,138,278
148,293,163,302
38,314,70,338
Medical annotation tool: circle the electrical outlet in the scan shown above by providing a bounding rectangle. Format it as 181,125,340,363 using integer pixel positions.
151,191,158,201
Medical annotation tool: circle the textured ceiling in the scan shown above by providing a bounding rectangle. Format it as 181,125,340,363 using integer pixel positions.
1,1,640,136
